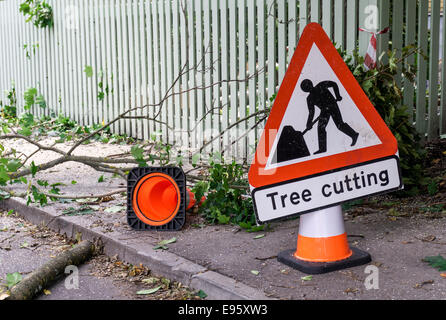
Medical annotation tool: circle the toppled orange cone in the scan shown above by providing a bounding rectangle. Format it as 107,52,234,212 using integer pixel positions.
127,167,203,231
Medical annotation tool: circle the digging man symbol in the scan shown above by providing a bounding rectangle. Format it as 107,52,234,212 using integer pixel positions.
301,79,359,155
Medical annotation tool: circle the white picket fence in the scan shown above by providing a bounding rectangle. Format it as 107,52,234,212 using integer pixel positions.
0,0,400,161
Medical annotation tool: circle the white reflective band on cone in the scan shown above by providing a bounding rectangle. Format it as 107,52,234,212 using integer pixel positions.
298,205,345,238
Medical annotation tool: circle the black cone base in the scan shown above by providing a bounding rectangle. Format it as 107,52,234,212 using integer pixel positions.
277,247,371,275
127,167,186,231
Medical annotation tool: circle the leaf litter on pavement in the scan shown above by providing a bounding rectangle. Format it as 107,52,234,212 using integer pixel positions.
422,255,446,271
88,254,203,300
1,210,202,300
62,205,95,216
153,237,177,250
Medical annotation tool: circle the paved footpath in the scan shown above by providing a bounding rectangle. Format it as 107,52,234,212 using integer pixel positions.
1,138,446,300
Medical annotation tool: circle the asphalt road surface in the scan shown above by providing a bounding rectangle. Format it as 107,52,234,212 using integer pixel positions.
0,210,200,300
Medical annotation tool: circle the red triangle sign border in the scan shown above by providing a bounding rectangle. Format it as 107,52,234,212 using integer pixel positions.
249,23,398,189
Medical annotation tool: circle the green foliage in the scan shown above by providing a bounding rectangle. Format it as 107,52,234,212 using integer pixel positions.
18,111,130,146
150,137,172,166
23,88,37,110
192,156,260,231
83,66,111,101
15,112,35,137
0,158,22,186
196,290,207,299
422,255,446,271
54,114,76,131
35,94,46,109
342,199,364,211
191,153,201,166
6,272,22,289
340,47,425,196
30,161,38,177
19,0,53,28
24,87,46,111
97,80,110,101
23,42,39,59
0,87,130,207
28,185,48,206
49,182,62,195
84,65,94,78
153,237,177,250
18,112,35,128
131,145,147,167
130,136,173,167
427,178,439,196
62,205,95,216
0,86,17,119
420,204,444,213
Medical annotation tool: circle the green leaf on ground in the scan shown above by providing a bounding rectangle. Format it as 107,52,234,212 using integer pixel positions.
301,275,313,281
251,270,260,276
6,272,22,289
136,286,161,295
422,255,446,271
0,190,11,201
130,145,147,167
153,245,168,250
153,237,177,250
246,225,265,233
30,161,38,177
18,127,32,136
75,198,98,204
253,234,265,240
217,214,230,224
98,175,105,183
158,237,176,246
141,277,158,284
104,205,125,213
37,180,49,187
62,205,95,216
196,290,207,299
6,160,21,172
130,145,144,159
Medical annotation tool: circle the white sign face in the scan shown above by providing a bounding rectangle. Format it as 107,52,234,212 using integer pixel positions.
265,44,382,170
253,157,402,223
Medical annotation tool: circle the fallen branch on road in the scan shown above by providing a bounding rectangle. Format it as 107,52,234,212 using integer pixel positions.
7,240,96,300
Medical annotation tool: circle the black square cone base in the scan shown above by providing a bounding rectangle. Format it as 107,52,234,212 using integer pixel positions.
277,247,372,275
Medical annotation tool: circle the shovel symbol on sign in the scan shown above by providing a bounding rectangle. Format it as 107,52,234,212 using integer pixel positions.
274,79,359,164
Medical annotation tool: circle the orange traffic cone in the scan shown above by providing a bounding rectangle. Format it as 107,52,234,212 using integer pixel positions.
185,188,206,210
278,205,371,274
131,171,182,227
127,167,203,231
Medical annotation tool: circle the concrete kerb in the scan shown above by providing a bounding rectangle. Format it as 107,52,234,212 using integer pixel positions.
0,197,272,300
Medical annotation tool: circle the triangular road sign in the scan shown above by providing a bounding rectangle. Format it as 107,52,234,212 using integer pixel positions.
249,23,398,189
